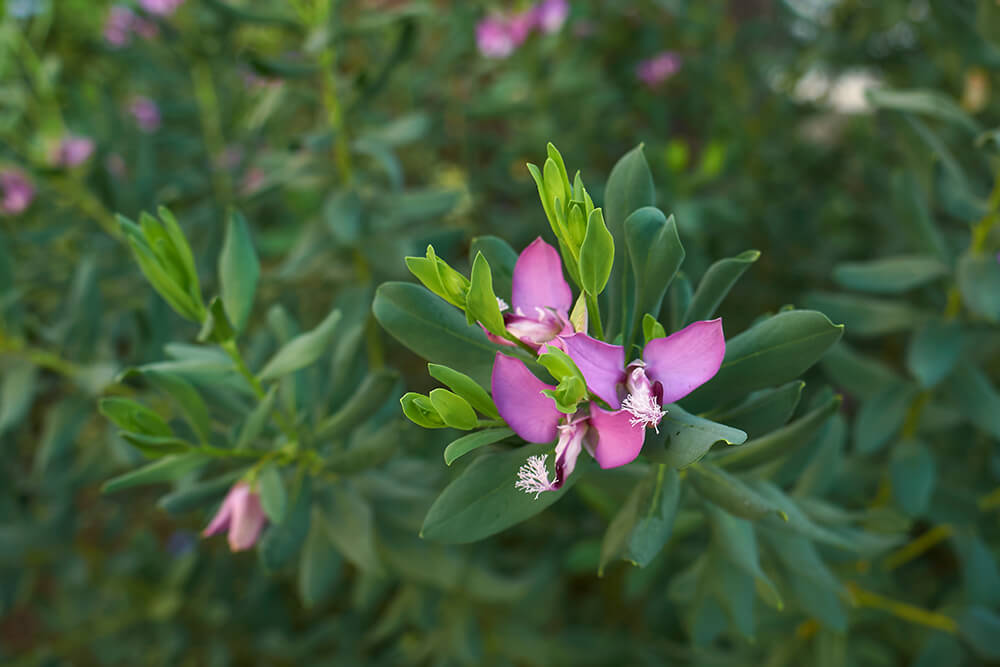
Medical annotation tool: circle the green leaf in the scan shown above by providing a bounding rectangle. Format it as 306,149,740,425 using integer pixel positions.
578,208,614,296
444,427,515,466
323,189,362,246
854,381,919,454
157,472,241,515
0,360,38,436
470,236,517,300
683,250,760,324
141,369,212,444
421,442,580,543
259,478,311,571
684,310,843,412
258,308,341,381
400,392,445,428
687,463,783,520
705,504,783,609
315,369,399,438
943,362,1000,439
599,466,681,574
714,394,841,470
102,453,209,494
833,255,949,294
624,208,684,348
257,464,287,523
99,397,172,437
236,385,277,448
120,433,194,457
642,313,666,344
804,292,928,337
298,508,342,608
324,421,399,473
890,440,935,516
156,207,201,307
326,485,381,573
820,341,901,401
605,145,656,337
709,381,804,438
374,282,498,386
218,209,260,332
428,364,499,419
758,528,844,629
959,606,1000,660
428,389,478,430
866,88,982,133
404,246,470,309
465,252,506,336
197,296,237,344
906,320,963,388
957,252,1000,322
644,404,747,469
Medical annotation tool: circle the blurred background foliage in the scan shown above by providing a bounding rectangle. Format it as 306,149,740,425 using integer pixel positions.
1,0,999,665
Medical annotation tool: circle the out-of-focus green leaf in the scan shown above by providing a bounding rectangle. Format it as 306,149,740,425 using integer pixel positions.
259,479,311,571
102,454,209,494
299,508,342,609
805,292,928,337
683,250,759,324
957,252,1000,322
959,606,1000,660
709,381,804,438
258,308,341,381
889,440,935,516
326,485,381,574
854,381,918,454
219,209,260,332
687,463,782,520
258,464,287,524
944,362,1000,439
625,208,684,348
906,320,963,387
832,255,949,294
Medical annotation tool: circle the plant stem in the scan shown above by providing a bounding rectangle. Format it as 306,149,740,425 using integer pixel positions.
220,339,298,442
586,291,605,340
318,36,354,184
846,582,957,634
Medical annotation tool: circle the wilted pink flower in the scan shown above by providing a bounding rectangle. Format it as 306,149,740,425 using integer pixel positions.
139,0,185,16
104,6,134,47
476,15,517,58
129,96,161,132
52,135,95,167
636,51,682,88
535,0,569,33
202,482,267,551
1,170,35,215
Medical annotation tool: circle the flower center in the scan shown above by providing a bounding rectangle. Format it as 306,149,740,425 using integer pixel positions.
621,365,665,432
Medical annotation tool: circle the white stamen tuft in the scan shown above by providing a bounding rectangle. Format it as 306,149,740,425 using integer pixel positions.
621,392,667,432
496,297,510,312
515,455,555,499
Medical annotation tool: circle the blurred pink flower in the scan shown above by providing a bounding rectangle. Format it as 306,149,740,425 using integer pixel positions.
476,15,517,59
104,5,158,47
535,0,569,33
508,9,536,45
202,482,267,552
103,6,135,47
636,51,682,88
139,0,185,16
1,170,35,215
129,97,161,133
52,135,95,167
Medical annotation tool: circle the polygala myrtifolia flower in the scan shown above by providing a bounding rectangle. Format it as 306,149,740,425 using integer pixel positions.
202,482,267,551
495,319,725,497
0,169,35,215
50,135,96,168
476,0,570,58
485,237,577,349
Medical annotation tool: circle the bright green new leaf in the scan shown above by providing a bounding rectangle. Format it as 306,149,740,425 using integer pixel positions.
400,392,446,429
642,313,666,345
578,208,614,296
428,364,499,419
465,252,506,336
428,388,478,430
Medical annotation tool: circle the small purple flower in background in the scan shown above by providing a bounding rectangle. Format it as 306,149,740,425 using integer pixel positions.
1,170,35,215
202,482,267,551
139,0,185,16
636,51,682,88
51,135,95,168
535,0,569,33
104,6,135,47
477,15,517,59
129,97,161,133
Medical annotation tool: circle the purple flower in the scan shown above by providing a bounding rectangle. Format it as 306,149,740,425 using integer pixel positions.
104,6,135,47
507,9,536,45
139,0,185,16
486,237,575,349
636,51,682,88
129,96,161,133
1,170,35,215
202,482,267,551
476,15,517,58
52,135,95,167
494,319,726,496
535,0,569,33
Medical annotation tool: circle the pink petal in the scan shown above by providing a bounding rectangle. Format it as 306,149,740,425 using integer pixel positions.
587,404,646,469
511,237,572,314
559,333,626,408
643,319,725,403
201,486,238,537
491,352,562,443
227,488,267,551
